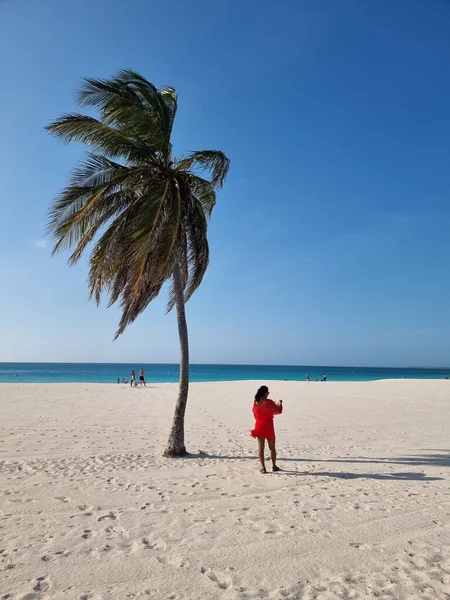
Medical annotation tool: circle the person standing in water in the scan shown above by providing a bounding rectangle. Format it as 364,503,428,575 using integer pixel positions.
251,385,283,474
130,370,136,388
139,368,146,387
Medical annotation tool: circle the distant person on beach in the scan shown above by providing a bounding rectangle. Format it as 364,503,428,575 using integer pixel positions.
251,385,283,474
139,368,146,387
117,378,120,384
322,373,327,382
306,375,310,382
130,370,136,388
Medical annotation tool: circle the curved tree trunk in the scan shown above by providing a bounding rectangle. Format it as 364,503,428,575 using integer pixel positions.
164,261,189,457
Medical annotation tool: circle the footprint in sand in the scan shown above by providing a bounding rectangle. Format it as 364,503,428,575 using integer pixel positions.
98,511,118,522
33,576,52,592
142,538,167,551
41,550,70,562
155,555,189,568
71,506,94,518
200,567,232,590
349,542,371,550
263,527,283,536
7,497,35,504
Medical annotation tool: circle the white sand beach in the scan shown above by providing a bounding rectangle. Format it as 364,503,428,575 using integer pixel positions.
1,380,449,599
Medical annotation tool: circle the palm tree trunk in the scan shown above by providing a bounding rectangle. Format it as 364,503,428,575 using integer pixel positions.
164,261,189,457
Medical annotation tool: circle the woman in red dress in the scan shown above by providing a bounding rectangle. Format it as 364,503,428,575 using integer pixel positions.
251,385,283,473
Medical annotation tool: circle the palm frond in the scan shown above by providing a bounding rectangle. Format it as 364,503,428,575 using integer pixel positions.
78,73,138,110
160,86,178,138
66,190,135,265
46,159,148,257
127,180,172,295
88,218,129,305
78,70,176,156
176,150,230,189
176,172,216,217
86,179,181,337
46,114,151,162
70,153,128,187
112,184,181,337
182,194,209,302
166,180,209,311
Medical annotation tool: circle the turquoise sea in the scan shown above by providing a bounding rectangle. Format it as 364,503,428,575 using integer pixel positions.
0,363,448,383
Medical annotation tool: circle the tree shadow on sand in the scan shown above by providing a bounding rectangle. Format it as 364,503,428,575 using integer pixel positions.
188,452,450,468
185,452,448,481
276,470,443,481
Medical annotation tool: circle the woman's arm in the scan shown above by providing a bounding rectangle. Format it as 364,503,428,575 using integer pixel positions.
270,399,283,415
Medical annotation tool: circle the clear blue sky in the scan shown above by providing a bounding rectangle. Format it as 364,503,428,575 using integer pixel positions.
1,0,449,366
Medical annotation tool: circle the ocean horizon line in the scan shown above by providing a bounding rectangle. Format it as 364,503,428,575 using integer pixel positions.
0,361,449,370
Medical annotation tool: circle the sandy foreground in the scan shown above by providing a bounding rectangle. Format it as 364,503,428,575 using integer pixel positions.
0,380,449,600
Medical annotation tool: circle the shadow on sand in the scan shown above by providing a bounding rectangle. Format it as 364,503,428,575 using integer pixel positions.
184,452,448,482
273,470,442,481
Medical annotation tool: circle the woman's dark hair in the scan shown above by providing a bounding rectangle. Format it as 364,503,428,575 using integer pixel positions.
255,385,269,402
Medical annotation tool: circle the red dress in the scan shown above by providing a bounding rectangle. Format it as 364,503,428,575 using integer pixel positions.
251,400,283,440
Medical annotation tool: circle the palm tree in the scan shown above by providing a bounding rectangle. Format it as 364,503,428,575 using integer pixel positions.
46,70,230,457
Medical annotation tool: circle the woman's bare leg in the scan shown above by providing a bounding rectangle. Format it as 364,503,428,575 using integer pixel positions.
268,439,277,470
257,438,266,472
